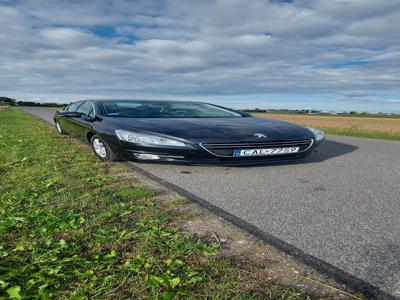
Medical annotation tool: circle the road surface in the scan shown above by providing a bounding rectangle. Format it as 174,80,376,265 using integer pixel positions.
20,106,400,299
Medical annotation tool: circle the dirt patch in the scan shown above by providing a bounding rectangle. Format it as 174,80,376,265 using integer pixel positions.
128,166,364,300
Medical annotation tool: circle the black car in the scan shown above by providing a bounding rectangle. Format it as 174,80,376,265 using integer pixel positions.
54,100,324,164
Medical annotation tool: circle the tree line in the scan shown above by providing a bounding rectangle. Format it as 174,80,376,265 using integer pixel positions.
0,97,66,107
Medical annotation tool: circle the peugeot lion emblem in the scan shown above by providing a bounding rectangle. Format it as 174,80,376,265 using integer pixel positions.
254,133,267,138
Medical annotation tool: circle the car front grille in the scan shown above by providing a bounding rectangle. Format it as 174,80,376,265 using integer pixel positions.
200,139,314,157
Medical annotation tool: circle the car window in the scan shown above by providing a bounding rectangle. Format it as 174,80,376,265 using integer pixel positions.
67,102,83,112
88,108,95,118
76,101,94,116
102,101,242,118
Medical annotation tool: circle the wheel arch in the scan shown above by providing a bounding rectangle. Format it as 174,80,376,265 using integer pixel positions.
87,131,96,143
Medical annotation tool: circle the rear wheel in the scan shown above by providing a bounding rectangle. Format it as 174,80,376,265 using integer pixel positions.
90,135,118,161
55,121,66,134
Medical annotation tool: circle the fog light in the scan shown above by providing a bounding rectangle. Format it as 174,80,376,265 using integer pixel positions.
134,153,160,160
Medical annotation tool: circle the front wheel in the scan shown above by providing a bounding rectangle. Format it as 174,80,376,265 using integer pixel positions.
90,135,118,161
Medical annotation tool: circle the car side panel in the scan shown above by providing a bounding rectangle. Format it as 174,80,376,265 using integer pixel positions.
56,101,84,136
56,115,75,135
67,117,94,141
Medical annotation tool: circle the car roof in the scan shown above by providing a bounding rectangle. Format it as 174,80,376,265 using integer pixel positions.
73,99,207,104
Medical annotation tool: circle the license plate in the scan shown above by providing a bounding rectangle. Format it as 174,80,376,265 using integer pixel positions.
233,147,300,157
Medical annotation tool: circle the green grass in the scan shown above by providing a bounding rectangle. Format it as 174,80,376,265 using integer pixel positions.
321,128,400,141
0,108,310,299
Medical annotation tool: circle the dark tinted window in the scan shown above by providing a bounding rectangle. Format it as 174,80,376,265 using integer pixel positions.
102,101,242,118
67,102,83,112
76,101,94,116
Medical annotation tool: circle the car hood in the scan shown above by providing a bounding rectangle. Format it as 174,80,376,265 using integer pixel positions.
105,117,314,143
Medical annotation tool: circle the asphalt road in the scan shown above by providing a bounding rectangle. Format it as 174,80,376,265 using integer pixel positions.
21,106,400,299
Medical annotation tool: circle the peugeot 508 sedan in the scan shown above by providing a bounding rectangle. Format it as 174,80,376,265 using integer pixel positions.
54,100,324,164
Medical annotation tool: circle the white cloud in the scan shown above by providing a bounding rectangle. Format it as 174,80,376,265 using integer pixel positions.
39,28,101,48
0,0,399,111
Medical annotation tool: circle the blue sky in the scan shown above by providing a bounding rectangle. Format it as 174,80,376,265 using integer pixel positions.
1,0,400,112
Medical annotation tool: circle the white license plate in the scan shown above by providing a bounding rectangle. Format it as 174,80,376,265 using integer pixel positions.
233,147,300,157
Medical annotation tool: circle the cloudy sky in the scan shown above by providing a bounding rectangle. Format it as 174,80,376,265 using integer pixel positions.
1,0,400,112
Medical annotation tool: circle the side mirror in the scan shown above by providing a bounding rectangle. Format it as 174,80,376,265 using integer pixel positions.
57,111,82,118
240,112,253,117
81,115,95,122
82,115,102,122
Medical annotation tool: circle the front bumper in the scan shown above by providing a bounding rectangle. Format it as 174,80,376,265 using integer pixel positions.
109,138,324,165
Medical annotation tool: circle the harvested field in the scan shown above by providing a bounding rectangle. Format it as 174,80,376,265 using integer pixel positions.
254,113,400,140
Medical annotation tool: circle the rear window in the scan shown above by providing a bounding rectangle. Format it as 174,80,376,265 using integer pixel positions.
76,101,94,116
66,102,83,112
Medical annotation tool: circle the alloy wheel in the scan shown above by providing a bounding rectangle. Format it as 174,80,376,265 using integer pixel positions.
92,138,107,158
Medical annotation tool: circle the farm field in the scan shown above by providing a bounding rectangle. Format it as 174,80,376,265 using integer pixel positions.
254,113,400,141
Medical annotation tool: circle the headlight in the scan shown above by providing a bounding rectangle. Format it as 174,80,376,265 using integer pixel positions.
307,127,324,142
115,130,188,148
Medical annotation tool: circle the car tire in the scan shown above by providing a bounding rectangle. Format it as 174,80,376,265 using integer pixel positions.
90,134,118,161
55,121,66,135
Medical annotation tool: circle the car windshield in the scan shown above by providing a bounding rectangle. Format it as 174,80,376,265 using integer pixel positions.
101,101,243,118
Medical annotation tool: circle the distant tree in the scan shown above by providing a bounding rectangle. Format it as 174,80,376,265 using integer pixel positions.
16,101,66,107
0,97,16,105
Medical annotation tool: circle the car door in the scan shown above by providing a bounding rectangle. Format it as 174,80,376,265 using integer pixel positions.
58,101,84,135
72,101,96,141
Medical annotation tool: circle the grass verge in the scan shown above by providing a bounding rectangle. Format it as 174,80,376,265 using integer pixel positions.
0,108,312,299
